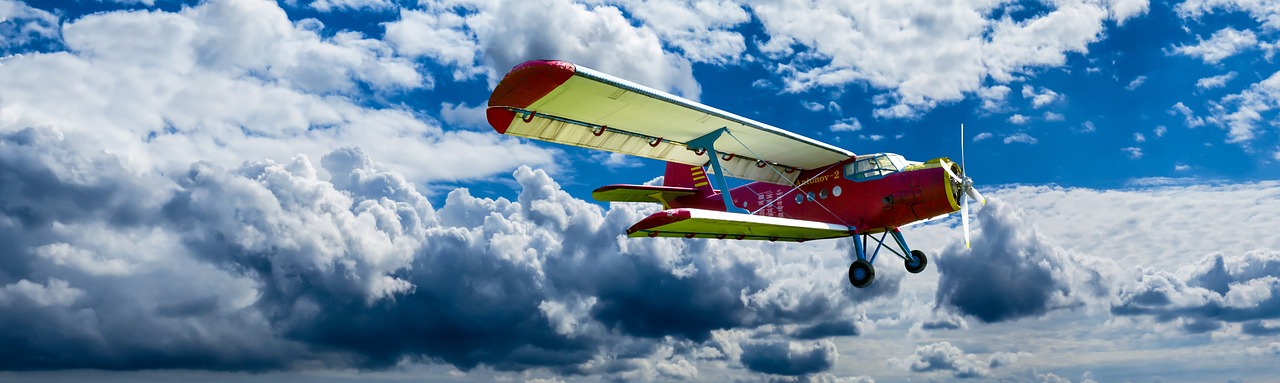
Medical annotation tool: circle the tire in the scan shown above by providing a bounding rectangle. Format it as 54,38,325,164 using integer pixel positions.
848,259,875,288
905,250,927,274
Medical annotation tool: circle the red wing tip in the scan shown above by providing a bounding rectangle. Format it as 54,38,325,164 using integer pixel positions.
511,60,576,73
627,209,693,232
486,60,578,134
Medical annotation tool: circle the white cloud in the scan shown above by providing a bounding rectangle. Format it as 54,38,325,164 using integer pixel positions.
803,101,826,112
1080,120,1097,132
1003,132,1038,144
1126,75,1147,90
1022,85,1061,109
308,0,394,12
607,0,750,64
830,117,862,132
1008,114,1031,124
1207,70,1280,143
592,152,643,169
1044,111,1065,121
1178,0,1280,30
384,8,484,80
1171,27,1258,64
1170,102,1206,128
0,0,59,50
1197,72,1237,89
749,0,1144,117
978,85,1012,112
902,341,1002,378
1154,125,1167,137
35,243,131,276
1122,146,1143,159
1134,132,1146,143
0,0,555,183
1175,163,1190,171
0,279,85,307
386,0,702,99
972,132,993,142
439,101,488,130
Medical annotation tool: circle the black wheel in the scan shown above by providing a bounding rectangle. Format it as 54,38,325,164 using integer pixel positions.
905,250,927,274
848,259,875,288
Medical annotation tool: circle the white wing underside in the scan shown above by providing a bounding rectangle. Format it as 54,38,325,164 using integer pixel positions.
491,64,855,186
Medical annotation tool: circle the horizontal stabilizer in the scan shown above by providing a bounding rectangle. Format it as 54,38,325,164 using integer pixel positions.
592,184,698,206
626,208,852,242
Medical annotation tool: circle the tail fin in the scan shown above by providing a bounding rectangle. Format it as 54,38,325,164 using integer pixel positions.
664,162,714,193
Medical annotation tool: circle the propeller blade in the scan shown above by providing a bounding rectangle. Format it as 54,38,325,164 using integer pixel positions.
964,180,986,205
941,161,964,184
962,197,971,249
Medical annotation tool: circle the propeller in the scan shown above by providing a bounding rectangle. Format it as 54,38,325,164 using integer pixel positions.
940,124,986,249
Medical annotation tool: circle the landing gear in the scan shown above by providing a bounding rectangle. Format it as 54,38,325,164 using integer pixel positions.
905,250,927,274
847,228,927,288
848,259,875,288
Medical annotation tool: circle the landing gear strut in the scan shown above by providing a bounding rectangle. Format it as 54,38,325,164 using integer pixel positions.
848,228,927,288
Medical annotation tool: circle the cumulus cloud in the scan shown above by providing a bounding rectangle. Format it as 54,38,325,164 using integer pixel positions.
1112,250,1280,334
440,101,489,130
902,342,988,379
978,85,1012,112
607,0,751,64
307,0,395,12
934,200,1112,323
385,0,702,98
0,0,59,53
751,0,1143,117
0,121,884,378
0,0,558,184
1207,70,1280,143
1023,85,1061,109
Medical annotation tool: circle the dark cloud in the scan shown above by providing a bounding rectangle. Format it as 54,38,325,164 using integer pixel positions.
791,320,859,339
934,200,1109,323
1242,320,1280,336
1112,250,1280,333
740,340,838,376
0,130,870,378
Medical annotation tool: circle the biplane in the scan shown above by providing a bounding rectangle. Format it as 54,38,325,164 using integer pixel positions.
486,60,985,288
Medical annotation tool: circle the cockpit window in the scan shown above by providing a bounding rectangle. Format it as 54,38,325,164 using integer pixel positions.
844,153,906,181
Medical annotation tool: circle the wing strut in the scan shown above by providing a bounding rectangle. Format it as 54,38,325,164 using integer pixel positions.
687,127,748,213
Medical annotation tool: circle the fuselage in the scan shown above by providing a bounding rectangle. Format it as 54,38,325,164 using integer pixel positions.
667,154,963,232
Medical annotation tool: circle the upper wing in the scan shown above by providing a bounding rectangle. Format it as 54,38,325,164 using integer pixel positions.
626,208,852,242
487,60,855,186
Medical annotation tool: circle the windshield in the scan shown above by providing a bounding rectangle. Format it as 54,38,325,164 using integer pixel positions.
845,153,905,181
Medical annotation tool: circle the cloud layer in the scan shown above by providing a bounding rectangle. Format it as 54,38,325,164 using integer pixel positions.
0,125,883,378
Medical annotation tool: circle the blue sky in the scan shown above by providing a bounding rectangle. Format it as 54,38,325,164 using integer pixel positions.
1,0,1279,382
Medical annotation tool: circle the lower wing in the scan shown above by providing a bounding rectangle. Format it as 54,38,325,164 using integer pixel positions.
626,208,852,242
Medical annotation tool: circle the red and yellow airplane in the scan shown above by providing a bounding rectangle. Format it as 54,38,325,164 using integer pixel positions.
486,60,985,288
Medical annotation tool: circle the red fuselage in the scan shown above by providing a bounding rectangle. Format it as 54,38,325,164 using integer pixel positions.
666,158,962,233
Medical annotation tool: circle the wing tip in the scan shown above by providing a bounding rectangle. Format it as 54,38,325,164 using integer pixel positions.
487,60,577,135
488,60,577,107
